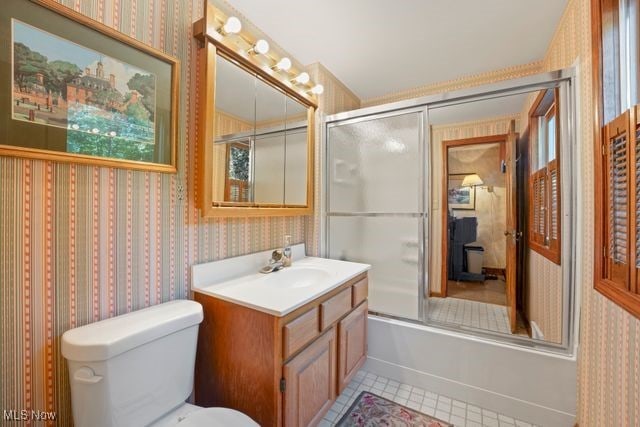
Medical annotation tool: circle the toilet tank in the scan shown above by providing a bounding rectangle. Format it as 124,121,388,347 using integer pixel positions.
61,300,204,427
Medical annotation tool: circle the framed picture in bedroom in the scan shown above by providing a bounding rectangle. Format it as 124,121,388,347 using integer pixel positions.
0,0,179,173
448,173,476,210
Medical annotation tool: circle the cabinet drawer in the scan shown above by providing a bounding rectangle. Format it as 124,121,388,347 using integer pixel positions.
320,288,352,330
352,277,368,307
283,307,320,359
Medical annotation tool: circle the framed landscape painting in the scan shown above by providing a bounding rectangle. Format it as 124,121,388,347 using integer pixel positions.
0,0,179,172
448,173,476,210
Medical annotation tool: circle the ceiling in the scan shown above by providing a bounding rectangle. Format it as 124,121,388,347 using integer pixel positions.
428,91,532,126
221,0,568,101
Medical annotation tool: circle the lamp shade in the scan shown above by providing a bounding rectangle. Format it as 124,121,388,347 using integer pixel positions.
461,173,484,187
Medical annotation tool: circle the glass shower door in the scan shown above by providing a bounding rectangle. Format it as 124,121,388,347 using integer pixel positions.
326,110,424,320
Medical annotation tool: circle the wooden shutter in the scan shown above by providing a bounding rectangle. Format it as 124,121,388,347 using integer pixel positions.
225,178,249,202
603,111,631,290
530,168,547,246
527,88,561,264
548,159,560,256
633,106,640,295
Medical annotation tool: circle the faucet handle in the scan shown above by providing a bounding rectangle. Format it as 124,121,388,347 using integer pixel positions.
271,249,284,263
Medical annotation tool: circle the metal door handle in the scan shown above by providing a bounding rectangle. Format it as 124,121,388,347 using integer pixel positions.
504,230,522,241
73,367,103,385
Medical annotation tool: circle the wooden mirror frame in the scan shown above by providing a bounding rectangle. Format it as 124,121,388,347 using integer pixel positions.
194,3,316,217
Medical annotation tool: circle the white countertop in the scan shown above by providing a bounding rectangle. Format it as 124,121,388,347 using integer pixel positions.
191,246,370,317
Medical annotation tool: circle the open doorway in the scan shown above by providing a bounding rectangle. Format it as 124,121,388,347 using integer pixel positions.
435,125,529,337
445,138,507,301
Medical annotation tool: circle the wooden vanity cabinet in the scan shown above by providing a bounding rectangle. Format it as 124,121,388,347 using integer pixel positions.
194,273,368,427
337,301,368,393
283,327,337,427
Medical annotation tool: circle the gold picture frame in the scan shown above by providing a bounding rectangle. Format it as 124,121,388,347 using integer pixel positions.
448,173,476,210
1,0,179,173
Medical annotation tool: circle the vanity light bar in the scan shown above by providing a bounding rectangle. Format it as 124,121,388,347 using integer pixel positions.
272,57,292,72
219,16,241,35
215,14,320,97
293,72,310,85
248,39,270,55
309,84,324,95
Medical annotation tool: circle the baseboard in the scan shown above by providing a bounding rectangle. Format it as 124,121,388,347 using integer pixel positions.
483,267,506,277
364,357,575,427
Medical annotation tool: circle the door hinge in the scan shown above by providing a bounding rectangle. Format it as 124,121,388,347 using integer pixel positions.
280,378,286,393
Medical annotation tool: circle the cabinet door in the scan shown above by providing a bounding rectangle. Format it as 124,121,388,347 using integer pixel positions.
283,328,337,427
337,302,368,393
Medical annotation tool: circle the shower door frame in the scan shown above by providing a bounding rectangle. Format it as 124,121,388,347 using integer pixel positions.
324,107,430,321
322,67,578,355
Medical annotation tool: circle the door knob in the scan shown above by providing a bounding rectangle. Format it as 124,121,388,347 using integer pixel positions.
504,230,522,241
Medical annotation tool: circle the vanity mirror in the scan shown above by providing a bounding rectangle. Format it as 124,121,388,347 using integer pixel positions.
194,3,316,217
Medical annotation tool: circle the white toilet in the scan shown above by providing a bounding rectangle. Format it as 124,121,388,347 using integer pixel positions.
61,300,258,427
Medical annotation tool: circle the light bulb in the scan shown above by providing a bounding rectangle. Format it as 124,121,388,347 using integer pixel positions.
294,72,310,85
310,84,324,95
222,16,242,34
275,57,292,71
253,39,269,55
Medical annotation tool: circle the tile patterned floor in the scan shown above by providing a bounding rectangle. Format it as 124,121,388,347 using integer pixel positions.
320,370,538,427
447,278,507,306
428,297,512,334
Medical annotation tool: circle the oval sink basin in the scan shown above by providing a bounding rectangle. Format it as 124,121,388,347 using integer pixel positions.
261,266,331,289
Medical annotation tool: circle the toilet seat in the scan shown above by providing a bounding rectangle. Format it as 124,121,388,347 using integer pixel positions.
176,407,258,427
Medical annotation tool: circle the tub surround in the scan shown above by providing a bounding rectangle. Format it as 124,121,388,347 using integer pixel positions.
192,246,370,426
365,316,576,426
192,244,370,316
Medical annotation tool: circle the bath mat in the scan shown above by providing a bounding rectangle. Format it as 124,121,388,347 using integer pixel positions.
336,391,453,427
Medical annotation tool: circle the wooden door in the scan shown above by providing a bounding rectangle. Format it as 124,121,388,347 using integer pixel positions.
505,120,519,333
337,302,367,393
283,328,337,427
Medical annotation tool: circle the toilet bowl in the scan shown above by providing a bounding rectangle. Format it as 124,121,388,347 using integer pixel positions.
151,403,256,427
61,300,258,427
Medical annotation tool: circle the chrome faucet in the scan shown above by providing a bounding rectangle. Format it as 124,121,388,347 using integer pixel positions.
259,235,293,274
259,250,285,274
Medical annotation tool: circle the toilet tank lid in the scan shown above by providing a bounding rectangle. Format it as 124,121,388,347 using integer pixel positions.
61,300,203,362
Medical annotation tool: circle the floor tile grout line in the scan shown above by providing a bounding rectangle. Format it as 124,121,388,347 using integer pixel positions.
323,369,538,427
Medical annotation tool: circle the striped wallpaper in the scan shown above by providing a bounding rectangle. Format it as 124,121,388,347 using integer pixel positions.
0,0,309,424
543,0,640,425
